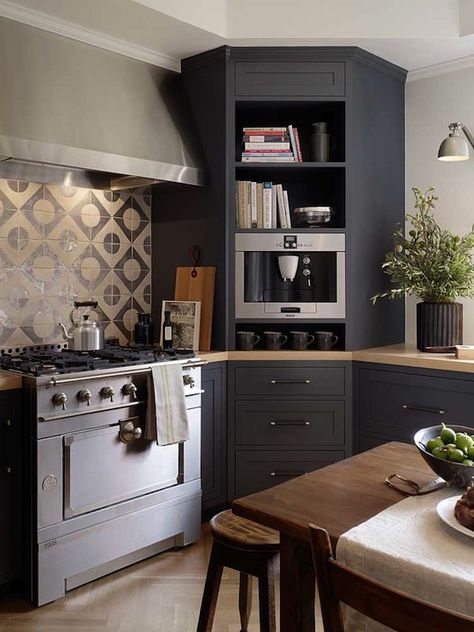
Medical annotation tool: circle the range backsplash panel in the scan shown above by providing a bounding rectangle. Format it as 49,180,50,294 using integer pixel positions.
0,179,151,348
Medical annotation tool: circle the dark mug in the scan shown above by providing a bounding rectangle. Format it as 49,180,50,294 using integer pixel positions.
237,331,260,351
290,331,315,350
314,331,339,350
264,331,288,350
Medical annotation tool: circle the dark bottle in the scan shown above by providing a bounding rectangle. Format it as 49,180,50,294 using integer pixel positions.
162,311,173,349
134,313,154,345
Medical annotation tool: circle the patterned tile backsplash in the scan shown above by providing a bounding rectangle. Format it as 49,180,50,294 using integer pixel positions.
0,179,151,348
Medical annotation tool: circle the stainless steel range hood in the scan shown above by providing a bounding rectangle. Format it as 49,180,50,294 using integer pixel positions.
0,18,206,190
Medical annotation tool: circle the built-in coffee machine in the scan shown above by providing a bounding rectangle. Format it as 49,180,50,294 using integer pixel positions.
235,233,345,319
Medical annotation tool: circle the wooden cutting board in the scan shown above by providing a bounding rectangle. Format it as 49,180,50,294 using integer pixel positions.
174,266,216,351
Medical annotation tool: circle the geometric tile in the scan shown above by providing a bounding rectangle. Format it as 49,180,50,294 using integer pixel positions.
0,177,152,349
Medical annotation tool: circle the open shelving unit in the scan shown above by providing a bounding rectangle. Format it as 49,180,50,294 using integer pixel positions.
154,47,406,352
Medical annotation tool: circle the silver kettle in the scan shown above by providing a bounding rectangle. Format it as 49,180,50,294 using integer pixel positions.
59,301,105,351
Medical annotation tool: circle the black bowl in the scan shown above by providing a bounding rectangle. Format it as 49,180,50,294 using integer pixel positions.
414,424,474,488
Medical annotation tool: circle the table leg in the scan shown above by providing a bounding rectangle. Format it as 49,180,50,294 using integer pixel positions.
279,533,315,632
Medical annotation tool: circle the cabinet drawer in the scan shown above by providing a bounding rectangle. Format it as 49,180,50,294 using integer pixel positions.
235,400,345,446
235,366,345,396
359,368,474,441
235,61,345,97
235,450,345,497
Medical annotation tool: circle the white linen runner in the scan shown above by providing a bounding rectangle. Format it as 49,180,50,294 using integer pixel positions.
336,488,474,631
145,364,189,445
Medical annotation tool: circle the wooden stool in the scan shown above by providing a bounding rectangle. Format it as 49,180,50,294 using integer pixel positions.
197,509,279,632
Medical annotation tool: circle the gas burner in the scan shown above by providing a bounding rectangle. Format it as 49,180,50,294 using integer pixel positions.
0,345,195,376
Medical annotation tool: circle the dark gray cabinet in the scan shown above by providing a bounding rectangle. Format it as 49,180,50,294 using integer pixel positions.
235,60,345,97
201,364,227,511
0,390,22,589
228,361,352,499
355,362,474,451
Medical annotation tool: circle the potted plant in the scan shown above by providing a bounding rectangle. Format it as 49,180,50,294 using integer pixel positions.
372,187,474,351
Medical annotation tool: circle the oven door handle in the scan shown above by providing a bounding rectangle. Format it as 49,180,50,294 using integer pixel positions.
46,360,208,386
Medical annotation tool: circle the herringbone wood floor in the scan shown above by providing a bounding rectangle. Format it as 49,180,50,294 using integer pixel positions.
0,525,323,632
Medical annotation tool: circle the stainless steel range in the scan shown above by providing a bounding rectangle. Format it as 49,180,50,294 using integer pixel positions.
2,346,204,606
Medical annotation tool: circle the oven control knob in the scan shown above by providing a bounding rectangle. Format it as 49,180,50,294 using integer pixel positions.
77,388,92,406
183,374,195,388
52,392,67,410
119,421,143,443
122,383,138,399
100,385,115,402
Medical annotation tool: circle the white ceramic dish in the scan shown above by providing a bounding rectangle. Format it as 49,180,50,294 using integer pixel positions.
436,496,474,539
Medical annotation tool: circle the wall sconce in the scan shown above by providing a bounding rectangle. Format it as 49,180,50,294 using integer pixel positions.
438,122,474,161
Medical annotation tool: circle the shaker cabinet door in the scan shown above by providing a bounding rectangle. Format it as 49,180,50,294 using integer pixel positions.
235,61,345,97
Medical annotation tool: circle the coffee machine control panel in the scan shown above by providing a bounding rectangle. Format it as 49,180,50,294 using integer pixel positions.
283,235,298,249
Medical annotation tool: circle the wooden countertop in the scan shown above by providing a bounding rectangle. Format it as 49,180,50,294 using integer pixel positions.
0,370,22,391
199,350,352,362
201,344,474,373
353,343,474,373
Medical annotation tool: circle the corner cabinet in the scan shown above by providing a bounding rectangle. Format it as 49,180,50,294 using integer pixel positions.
354,362,474,452
227,361,352,499
201,364,227,512
0,390,22,591
152,46,406,352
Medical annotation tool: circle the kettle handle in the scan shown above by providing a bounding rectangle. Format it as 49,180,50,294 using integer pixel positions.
74,301,98,309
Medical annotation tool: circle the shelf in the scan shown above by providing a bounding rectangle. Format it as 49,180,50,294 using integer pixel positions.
235,162,345,169
234,228,346,233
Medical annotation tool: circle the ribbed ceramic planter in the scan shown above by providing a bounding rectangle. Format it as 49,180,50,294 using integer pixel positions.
416,302,463,351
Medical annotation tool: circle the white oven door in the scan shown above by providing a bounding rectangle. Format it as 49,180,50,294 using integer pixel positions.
63,418,180,518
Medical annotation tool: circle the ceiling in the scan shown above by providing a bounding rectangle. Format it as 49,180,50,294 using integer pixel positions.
2,0,474,76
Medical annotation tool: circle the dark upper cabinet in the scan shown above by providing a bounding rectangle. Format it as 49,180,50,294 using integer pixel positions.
201,364,227,511
235,61,345,97
0,390,22,588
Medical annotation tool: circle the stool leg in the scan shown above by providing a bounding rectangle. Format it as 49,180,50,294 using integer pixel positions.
238,573,253,631
258,558,276,632
197,542,224,632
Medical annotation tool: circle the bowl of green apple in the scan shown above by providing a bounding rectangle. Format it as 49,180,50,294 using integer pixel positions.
414,423,474,487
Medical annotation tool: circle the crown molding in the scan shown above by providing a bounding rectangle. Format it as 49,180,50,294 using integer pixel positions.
407,54,474,82
0,0,181,72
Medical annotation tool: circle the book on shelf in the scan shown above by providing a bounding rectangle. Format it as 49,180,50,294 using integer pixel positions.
235,180,293,229
294,128,303,162
240,125,301,162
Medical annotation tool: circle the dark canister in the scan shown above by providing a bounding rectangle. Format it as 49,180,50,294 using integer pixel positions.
314,331,338,350
311,122,333,162
290,331,315,350
134,313,154,345
264,331,288,350
237,331,260,351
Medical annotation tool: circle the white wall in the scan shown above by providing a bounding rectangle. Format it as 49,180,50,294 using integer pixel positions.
406,67,474,343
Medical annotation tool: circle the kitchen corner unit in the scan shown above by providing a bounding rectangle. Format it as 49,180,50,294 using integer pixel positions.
152,46,407,352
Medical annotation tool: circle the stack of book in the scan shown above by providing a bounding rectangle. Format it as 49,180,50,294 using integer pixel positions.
236,181,293,228
241,126,302,162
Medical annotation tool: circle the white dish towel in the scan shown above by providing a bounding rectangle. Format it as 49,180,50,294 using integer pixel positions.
336,488,474,631
145,364,189,445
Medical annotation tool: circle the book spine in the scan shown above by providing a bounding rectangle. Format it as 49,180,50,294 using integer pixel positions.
256,182,264,228
245,181,251,228
294,127,303,162
250,181,257,228
271,185,277,229
288,125,298,161
243,135,289,142
243,152,294,157
243,127,287,132
241,157,296,162
238,181,247,228
235,181,240,228
244,142,290,150
283,189,292,228
263,182,272,229
276,184,286,228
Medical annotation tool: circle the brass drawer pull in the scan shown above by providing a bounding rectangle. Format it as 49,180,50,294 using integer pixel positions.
270,379,311,384
402,404,445,415
269,421,310,426
270,470,305,477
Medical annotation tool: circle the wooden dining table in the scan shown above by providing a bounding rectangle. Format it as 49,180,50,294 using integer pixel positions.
232,442,436,632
